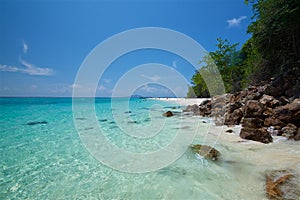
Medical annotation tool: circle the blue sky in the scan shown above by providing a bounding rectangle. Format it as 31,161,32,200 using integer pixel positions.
0,0,253,97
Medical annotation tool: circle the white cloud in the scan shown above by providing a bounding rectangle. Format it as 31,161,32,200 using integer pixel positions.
140,74,161,82
0,59,54,76
227,16,247,27
139,84,157,93
138,84,171,95
23,41,29,54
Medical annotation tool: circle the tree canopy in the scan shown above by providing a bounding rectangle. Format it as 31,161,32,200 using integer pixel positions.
187,0,300,97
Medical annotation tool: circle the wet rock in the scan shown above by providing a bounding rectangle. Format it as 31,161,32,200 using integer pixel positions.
128,120,139,124
183,104,200,115
76,117,86,120
267,126,280,136
191,144,220,161
281,123,297,138
27,121,48,125
240,127,273,143
163,111,173,117
265,170,300,200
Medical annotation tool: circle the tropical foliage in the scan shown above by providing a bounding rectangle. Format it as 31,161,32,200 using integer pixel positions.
187,0,300,97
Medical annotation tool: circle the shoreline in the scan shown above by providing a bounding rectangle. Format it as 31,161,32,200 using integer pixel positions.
150,97,210,106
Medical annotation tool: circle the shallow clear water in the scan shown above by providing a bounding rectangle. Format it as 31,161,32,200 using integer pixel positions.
0,98,299,199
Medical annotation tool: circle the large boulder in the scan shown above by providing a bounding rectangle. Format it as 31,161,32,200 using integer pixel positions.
273,98,300,126
240,127,273,143
191,144,220,161
199,100,212,116
241,117,264,128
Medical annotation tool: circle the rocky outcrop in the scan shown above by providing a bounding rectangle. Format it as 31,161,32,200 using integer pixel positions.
273,99,300,126
264,67,300,99
190,144,220,161
240,127,273,143
183,82,300,143
183,104,201,115
224,108,243,125
281,123,297,138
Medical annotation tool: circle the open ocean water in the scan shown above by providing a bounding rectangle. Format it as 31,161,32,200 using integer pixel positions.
0,98,299,199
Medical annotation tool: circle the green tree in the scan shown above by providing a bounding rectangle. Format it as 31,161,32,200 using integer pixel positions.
190,38,243,97
246,0,300,81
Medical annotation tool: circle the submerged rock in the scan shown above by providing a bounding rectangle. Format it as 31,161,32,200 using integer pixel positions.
265,170,300,200
27,121,48,125
163,111,173,117
226,129,234,133
191,144,220,161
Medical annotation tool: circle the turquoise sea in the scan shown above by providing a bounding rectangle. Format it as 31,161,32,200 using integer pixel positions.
1,98,299,199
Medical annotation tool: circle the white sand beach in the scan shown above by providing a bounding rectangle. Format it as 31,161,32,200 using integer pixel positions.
150,98,210,106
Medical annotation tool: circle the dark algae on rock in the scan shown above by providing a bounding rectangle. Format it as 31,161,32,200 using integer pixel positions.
265,170,300,200
190,144,221,161
27,121,48,126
